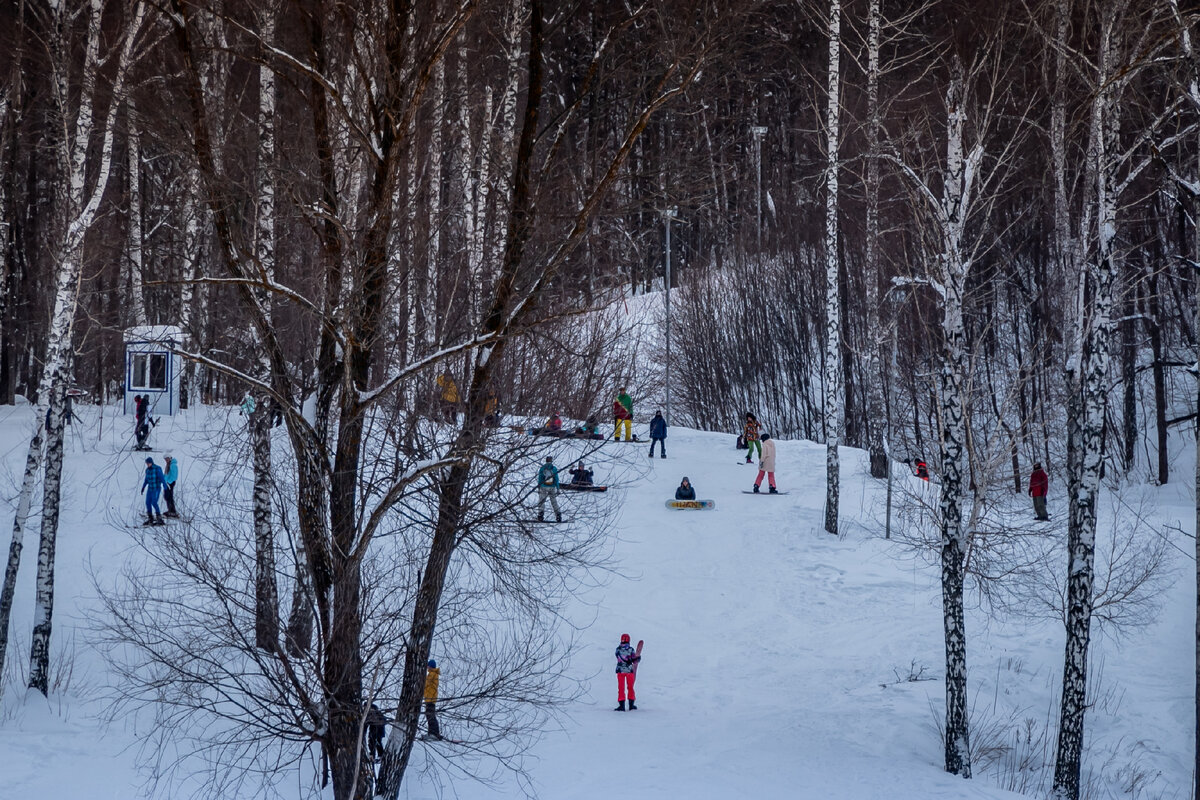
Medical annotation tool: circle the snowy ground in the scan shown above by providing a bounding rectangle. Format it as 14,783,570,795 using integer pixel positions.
0,403,1192,799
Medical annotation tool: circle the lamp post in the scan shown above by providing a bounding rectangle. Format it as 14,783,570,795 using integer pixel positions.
750,125,768,251
664,206,677,427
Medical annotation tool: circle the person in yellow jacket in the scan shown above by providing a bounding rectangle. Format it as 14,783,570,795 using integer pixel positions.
424,659,443,740
436,374,459,424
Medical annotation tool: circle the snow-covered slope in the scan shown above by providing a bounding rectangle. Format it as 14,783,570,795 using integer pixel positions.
0,405,1191,799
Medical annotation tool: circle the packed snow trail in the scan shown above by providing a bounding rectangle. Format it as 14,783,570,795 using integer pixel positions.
0,406,1191,799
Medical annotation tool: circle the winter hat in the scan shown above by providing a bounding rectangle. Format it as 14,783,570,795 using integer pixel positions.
620,633,631,644
145,457,153,464
761,433,771,441
545,456,553,463
428,659,437,669
164,454,173,461
1033,462,1042,469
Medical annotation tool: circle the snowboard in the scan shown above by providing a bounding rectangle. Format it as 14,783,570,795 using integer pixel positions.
741,490,789,495
632,639,644,676
611,435,643,443
560,484,608,492
665,499,715,510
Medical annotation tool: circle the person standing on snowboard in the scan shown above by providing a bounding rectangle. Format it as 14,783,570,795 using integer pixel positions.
614,633,640,711
613,387,634,442
536,456,562,523
752,432,778,493
141,456,166,526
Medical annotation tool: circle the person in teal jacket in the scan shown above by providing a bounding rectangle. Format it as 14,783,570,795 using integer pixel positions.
163,454,180,518
536,456,561,523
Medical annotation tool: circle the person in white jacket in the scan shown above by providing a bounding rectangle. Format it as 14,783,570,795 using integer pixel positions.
753,433,778,494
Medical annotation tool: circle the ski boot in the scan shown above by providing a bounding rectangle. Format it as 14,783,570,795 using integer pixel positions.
745,455,752,463
752,484,760,493
614,700,626,711
555,513,562,523
628,701,637,710
769,487,778,494
143,515,156,527
154,514,166,526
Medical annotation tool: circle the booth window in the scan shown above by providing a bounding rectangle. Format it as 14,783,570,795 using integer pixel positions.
131,353,167,390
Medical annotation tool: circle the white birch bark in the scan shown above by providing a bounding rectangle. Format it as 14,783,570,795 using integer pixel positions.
126,100,147,326
253,1,279,652
30,0,143,695
424,58,445,349
822,0,842,535
1053,14,1119,796
864,0,887,480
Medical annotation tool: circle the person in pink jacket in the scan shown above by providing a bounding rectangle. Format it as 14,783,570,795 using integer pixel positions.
753,432,778,494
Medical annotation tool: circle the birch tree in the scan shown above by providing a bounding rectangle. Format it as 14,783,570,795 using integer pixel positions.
27,0,144,696
822,0,842,535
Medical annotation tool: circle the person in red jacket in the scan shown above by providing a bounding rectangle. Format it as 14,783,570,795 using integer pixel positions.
1029,462,1049,521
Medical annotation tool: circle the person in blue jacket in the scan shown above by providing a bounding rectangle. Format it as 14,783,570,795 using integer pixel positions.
536,456,561,523
162,454,180,518
675,477,696,500
141,457,166,526
648,410,667,459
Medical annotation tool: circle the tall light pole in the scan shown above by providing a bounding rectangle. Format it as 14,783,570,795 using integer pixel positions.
751,125,768,251
664,206,677,427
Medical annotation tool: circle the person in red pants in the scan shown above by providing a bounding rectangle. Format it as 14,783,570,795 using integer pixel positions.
614,633,640,711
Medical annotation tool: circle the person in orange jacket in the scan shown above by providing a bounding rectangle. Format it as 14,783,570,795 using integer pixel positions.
424,659,443,740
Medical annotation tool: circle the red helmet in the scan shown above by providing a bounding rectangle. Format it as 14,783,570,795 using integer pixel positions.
620,633,631,643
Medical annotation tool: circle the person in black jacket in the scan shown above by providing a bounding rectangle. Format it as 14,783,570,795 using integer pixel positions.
649,410,667,458
675,477,695,500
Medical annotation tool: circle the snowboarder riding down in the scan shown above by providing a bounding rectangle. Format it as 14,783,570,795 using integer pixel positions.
613,387,633,442
675,477,696,500
753,433,778,494
141,457,166,526
569,461,594,486
536,456,562,523
743,412,762,464
649,410,667,458
614,633,641,711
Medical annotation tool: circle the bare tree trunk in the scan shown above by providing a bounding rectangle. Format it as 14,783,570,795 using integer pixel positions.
252,0,279,653
0,427,42,705
30,0,140,695
126,100,147,327
1053,14,1118,795
864,0,887,480
822,0,842,535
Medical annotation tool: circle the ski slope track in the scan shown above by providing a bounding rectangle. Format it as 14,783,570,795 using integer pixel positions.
0,404,1191,799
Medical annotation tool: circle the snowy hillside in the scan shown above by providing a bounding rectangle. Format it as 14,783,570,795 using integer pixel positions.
0,403,1191,799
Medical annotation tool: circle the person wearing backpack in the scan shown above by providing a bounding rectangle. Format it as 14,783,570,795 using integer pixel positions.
536,456,562,523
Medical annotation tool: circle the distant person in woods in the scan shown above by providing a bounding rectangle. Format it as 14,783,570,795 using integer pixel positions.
436,374,459,424
163,454,180,518
569,461,594,486
141,457,166,526
675,477,696,500
134,394,152,449
614,633,641,711
613,387,633,442
424,659,443,740
365,702,387,761
483,392,501,427
743,412,762,464
913,459,929,481
1029,462,1050,521
649,410,667,458
536,456,562,523
752,433,778,494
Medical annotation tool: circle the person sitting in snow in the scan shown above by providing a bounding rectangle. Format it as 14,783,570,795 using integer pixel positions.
575,414,600,437
675,476,696,500
569,461,594,486
614,633,640,711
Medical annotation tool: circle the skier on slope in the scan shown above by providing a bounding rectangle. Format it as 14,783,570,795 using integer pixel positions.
614,633,641,711
613,387,634,442
675,477,696,500
752,433,778,494
648,410,667,458
743,412,762,464
141,456,166,526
